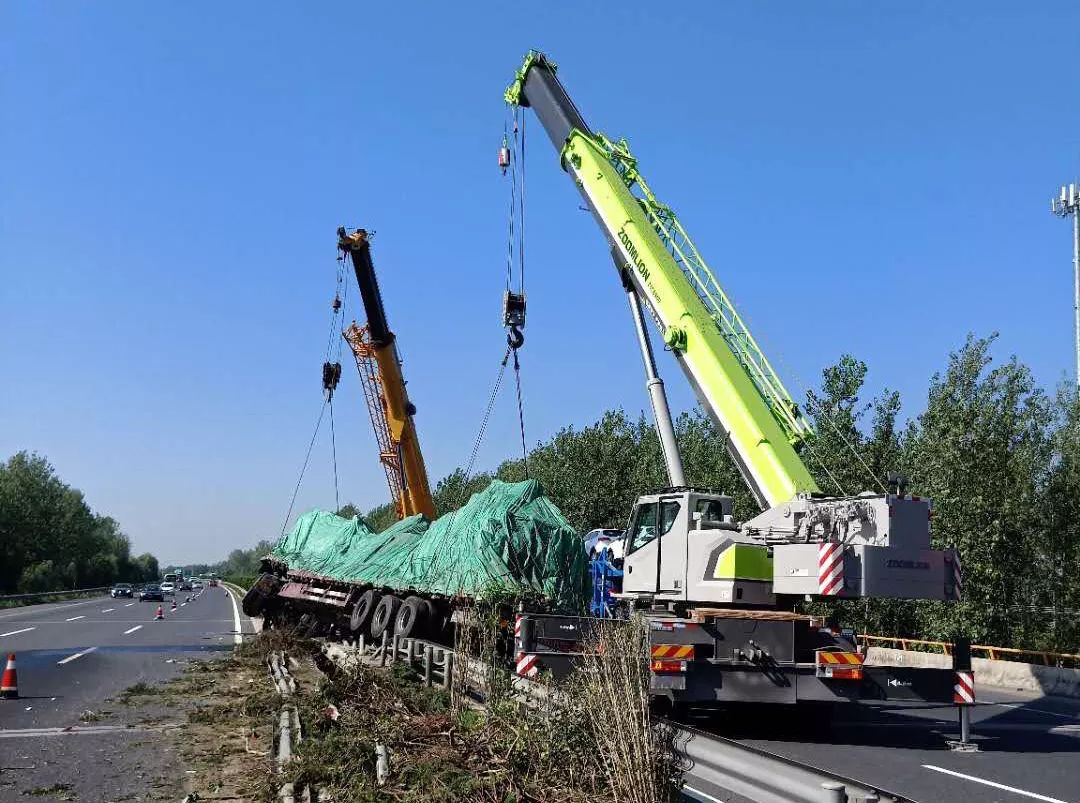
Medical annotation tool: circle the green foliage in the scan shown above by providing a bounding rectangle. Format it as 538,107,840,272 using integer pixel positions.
802,336,1080,653
0,452,160,594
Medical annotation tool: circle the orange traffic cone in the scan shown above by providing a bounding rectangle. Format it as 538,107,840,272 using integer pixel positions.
170,599,177,611
1,654,18,699
155,605,164,620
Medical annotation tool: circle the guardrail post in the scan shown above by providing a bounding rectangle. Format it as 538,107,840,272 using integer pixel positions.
423,645,433,687
358,633,365,655
379,631,388,667
391,634,399,665
819,782,844,803
442,652,454,689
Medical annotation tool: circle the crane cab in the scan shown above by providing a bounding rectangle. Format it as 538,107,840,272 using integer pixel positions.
619,489,775,607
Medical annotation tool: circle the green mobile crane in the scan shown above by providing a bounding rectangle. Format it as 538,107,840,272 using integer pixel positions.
508,52,964,708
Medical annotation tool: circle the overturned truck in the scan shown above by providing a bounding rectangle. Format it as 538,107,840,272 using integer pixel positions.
243,479,590,643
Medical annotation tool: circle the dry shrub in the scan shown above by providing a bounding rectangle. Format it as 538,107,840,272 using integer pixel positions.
567,615,680,803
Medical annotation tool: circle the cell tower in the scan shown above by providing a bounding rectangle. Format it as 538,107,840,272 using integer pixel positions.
1050,182,1080,388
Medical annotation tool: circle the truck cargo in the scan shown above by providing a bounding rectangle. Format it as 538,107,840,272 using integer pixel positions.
245,478,589,640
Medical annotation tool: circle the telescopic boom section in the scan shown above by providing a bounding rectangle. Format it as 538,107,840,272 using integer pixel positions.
506,51,819,509
337,227,436,521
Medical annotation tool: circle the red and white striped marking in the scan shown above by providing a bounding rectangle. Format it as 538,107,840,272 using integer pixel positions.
951,550,963,600
515,652,538,678
954,670,975,704
818,542,844,596
514,615,522,637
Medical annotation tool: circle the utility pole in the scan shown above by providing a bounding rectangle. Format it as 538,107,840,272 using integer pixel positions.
1051,182,1080,389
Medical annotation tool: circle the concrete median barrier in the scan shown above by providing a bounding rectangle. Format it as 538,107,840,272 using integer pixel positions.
866,646,1080,698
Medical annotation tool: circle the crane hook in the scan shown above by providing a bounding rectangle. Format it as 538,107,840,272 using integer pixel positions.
507,326,524,349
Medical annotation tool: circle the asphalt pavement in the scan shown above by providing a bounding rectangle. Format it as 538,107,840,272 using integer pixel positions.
0,587,254,729
683,689,1080,803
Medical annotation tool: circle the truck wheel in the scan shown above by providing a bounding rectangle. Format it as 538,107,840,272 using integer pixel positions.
422,600,440,635
241,573,280,617
394,596,429,639
350,590,381,635
370,594,402,639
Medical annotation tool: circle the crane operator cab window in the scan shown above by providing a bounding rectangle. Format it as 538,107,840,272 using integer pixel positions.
694,498,727,528
628,499,682,553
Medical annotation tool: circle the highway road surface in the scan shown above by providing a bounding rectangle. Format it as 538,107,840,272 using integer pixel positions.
0,587,256,800
684,690,1080,803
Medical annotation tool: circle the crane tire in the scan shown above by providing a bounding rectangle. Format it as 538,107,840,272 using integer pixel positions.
350,590,381,634
394,596,429,639
370,594,402,640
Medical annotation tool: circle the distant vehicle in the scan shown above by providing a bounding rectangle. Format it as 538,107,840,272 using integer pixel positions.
179,579,193,591
162,572,180,585
582,528,626,559
110,583,134,599
160,581,176,595
139,584,164,602
191,579,203,589
208,577,218,587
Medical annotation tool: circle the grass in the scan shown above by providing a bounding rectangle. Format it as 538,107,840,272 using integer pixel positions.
271,604,681,803
22,783,73,797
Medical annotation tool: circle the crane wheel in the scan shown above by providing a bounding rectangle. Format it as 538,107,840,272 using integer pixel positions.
394,596,429,639
350,590,381,634
370,594,402,639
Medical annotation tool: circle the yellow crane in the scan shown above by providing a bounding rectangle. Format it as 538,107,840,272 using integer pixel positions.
337,227,436,521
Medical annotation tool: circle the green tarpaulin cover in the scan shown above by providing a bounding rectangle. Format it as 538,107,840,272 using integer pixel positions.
271,479,588,610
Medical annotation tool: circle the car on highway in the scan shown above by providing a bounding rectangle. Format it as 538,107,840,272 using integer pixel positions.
180,579,193,591
159,581,176,596
208,577,219,587
139,584,165,602
110,583,134,599
191,579,203,589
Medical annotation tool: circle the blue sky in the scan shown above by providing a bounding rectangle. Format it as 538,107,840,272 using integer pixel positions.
3,3,1079,565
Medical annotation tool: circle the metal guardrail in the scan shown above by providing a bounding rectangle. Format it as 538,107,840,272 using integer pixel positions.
674,722,913,803
860,634,1080,669
321,635,907,803
0,586,109,602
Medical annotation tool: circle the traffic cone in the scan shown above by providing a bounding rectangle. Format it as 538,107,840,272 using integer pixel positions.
155,605,164,620
1,654,18,699
170,599,177,611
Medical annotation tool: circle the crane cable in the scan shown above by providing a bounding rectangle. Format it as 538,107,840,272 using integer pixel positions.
282,252,350,533
504,105,529,474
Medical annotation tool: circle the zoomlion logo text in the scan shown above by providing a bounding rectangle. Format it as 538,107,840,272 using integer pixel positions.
618,228,650,281
886,559,930,570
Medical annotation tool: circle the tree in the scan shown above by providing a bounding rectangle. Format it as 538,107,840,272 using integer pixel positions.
0,451,159,593
902,335,1051,647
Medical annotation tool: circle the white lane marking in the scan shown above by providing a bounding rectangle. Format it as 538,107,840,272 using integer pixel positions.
56,647,97,665
225,585,242,645
124,603,135,607
0,596,105,620
682,784,728,803
923,765,1069,802
0,723,182,738
123,625,142,635
985,701,1077,721
0,627,35,638
65,615,85,621
101,608,115,613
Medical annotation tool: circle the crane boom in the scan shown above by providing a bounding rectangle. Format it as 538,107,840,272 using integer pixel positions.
337,227,436,521
505,52,818,509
